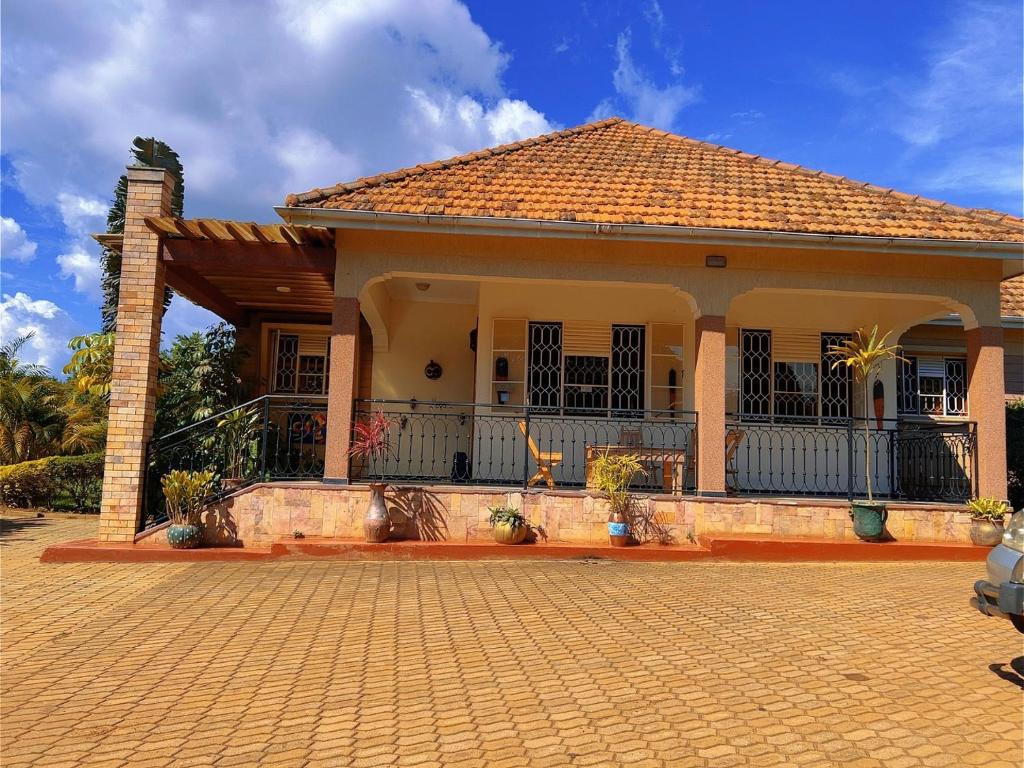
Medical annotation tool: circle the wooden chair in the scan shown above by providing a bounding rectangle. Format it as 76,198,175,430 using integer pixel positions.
518,421,562,489
725,428,745,495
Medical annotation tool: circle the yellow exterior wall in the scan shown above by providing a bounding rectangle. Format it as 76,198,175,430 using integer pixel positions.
369,298,477,403
336,229,1005,327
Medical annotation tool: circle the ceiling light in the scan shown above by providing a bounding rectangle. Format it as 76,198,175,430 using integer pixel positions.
415,282,431,292
276,286,292,293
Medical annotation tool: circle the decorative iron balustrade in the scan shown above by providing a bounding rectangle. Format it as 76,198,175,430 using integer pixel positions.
725,414,977,502
352,399,699,493
141,395,327,530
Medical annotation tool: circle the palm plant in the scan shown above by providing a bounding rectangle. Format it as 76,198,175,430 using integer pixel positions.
827,326,905,501
0,335,63,463
217,406,261,482
64,332,116,398
590,452,647,515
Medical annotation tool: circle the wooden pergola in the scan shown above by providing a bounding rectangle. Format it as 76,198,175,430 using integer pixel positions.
96,217,337,326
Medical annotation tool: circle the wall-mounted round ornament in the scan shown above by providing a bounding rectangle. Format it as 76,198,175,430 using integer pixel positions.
424,360,443,380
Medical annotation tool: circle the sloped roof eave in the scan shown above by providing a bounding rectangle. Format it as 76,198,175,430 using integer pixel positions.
275,205,1024,258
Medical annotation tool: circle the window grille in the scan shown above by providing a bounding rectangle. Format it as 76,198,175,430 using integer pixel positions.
897,355,967,417
820,333,852,421
272,331,330,395
740,329,772,418
528,322,562,410
611,325,645,413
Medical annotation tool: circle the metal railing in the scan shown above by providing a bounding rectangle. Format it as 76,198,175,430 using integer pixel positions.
141,395,327,531
725,414,977,502
352,399,699,493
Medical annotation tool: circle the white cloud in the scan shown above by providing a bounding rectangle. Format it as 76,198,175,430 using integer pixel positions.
56,246,102,298
589,30,699,130
0,291,80,370
1,217,38,262
56,193,106,236
1,0,554,224
889,3,1021,149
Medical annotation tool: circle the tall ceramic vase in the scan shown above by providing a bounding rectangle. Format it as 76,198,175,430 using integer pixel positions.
364,483,391,543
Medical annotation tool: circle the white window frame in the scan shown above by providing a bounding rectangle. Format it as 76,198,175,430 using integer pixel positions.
898,355,967,418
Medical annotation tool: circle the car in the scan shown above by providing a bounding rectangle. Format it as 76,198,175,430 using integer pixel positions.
973,509,1024,634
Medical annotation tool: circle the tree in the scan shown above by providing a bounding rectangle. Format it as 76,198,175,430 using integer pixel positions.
100,137,185,333
827,327,905,501
0,335,63,463
155,323,249,436
64,332,116,398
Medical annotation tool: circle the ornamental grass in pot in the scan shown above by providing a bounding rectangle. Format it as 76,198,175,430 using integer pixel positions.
966,498,1009,547
488,505,529,545
349,411,394,543
827,326,905,542
590,451,647,547
161,469,215,549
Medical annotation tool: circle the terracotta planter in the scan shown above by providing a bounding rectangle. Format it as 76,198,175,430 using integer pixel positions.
493,521,528,545
167,523,203,549
970,518,1004,547
608,509,630,547
364,483,391,543
850,502,888,542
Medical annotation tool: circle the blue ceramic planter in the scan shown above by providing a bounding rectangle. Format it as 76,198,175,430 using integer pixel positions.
167,523,203,549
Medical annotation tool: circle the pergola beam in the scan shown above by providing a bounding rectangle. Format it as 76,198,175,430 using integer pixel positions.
161,239,335,273
165,264,249,327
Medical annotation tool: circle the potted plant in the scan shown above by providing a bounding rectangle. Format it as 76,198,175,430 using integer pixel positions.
828,326,905,542
966,498,1009,546
349,411,394,543
217,406,260,490
161,468,215,549
488,505,529,545
590,451,646,547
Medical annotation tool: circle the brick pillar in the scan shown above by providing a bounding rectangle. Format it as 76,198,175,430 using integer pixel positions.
967,326,1008,501
694,314,727,496
324,297,361,483
98,168,173,541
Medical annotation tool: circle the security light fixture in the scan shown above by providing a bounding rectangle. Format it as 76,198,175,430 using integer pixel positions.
705,254,727,268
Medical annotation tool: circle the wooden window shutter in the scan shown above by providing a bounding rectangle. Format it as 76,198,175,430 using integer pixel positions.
298,334,329,358
563,321,611,356
773,329,819,362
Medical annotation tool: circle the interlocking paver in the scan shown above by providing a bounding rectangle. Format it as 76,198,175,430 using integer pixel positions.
2,514,1022,766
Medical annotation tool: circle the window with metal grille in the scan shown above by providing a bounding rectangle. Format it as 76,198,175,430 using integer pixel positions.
528,322,562,410
820,333,852,421
740,329,772,418
897,355,966,417
611,325,645,413
738,329,853,421
773,361,819,419
272,332,330,395
526,321,646,414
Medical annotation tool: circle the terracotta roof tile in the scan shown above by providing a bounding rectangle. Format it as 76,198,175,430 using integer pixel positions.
285,118,1024,242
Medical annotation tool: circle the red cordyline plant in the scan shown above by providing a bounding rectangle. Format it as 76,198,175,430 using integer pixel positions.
349,411,392,478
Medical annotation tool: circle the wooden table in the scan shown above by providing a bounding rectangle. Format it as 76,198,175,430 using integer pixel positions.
585,445,689,493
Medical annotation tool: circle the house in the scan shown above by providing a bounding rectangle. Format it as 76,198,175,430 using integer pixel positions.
94,118,1023,547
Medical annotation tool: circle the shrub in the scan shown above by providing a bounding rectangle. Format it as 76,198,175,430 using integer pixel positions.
0,453,104,511
1008,399,1024,511
161,469,215,526
966,497,1009,521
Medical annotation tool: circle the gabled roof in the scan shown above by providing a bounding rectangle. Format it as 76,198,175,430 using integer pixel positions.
286,117,1024,243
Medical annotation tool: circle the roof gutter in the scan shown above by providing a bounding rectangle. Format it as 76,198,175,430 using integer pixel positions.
275,206,1024,265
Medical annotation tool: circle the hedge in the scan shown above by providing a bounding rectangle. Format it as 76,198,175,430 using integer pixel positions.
0,453,104,511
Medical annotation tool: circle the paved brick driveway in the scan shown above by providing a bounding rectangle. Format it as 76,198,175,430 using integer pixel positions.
2,515,1021,767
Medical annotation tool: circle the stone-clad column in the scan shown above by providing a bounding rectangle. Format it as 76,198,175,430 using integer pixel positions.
98,167,173,542
324,297,361,483
694,314,727,496
967,325,1008,501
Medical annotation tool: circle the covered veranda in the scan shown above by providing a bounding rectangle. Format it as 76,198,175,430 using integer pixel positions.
94,167,1010,546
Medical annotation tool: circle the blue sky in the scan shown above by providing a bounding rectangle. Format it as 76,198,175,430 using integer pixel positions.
2,0,1021,370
